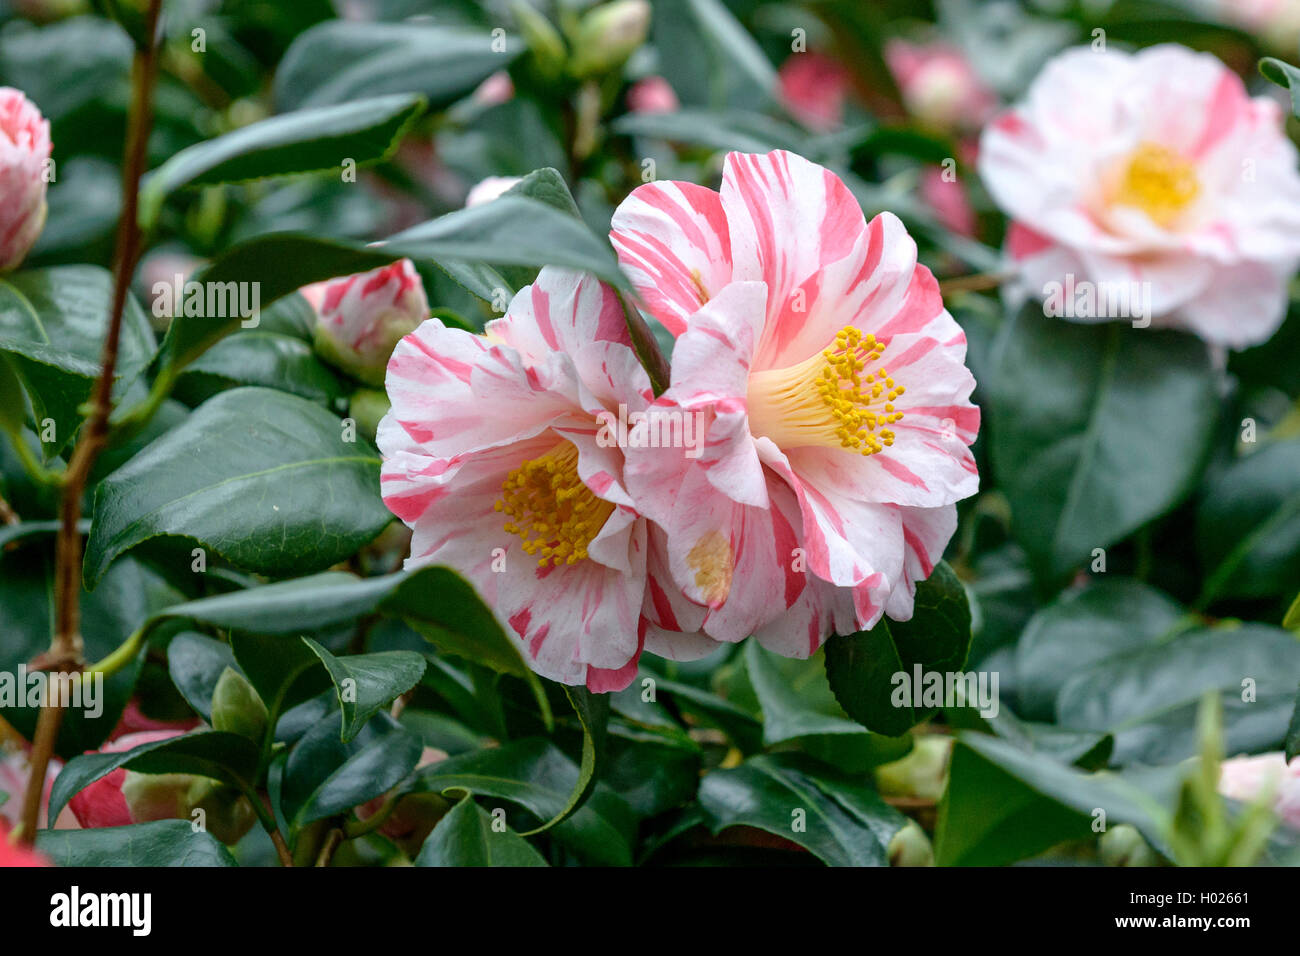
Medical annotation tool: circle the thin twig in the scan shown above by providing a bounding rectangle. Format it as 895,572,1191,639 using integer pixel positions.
314,828,345,867
18,0,164,846
937,271,1012,296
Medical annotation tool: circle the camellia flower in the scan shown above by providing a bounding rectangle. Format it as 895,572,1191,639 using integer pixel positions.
0,87,52,273
627,75,680,115
1211,0,1300,51
0,748,63,829
610,150,979,655
67,730,256,843
884,39,996,133
1218,751,1300,828
379,266,705,689
0,819,49,867
306,259,430,387
979,44,1300,348
778,52,853,131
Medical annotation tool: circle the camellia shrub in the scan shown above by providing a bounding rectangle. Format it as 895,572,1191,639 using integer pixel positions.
0,0,1299,872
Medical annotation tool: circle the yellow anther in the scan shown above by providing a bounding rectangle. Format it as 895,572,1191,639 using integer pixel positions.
1113,142,1199,227
494,441,615,568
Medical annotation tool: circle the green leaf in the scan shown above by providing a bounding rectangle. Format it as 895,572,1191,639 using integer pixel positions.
302,638,427,742
85,387,392,587
416,738,636,866
1056,624,1300,765
1286,591,1300,632
987,306,1216,580
745,642,869,744
281,713,423,829
415,796,548,867
1262,57,1300,117
49,730,261,822
0,550,182,757
139,94,425,227
36,819,237,867
0,266,156,458
1014,579,1187,721
522,686,610,835
166,631,239,723
1197,438,1300,603
698,752,907,866
824,561,973,736
142,567,523,678
275,23,521,110
935,733,1178,866
1285,686,1300,763
230,631,332,721
177,331,344,406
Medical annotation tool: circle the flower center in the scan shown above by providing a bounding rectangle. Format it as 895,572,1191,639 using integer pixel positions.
1113,142,1199,226
495,441,615,568
747,325,905,456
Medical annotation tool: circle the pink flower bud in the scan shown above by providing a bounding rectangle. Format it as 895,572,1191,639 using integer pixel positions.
0,88,52,272
777,52,852,131
885,40,996,133
307,259,430,387
67,730,181,829
627,76,679,114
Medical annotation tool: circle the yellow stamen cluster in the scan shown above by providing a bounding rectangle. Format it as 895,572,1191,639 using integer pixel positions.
495,441,614,568
1114,142,1199,227
748,325,905,456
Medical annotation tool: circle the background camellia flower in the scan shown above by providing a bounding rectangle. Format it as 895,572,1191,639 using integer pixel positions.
0,87,52,273
611,150,979,655
627,75,680,115
67,730,257,843
379,266,706,689
777,51,853,131
0,748,66,829
306,258,430,387
1218,751,1300,828
0,819,49,866
884,39,996,133
979,43,1300,348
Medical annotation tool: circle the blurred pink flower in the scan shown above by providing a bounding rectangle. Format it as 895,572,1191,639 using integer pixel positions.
610,150,979,654
0,748,63,830
1219,752,1300,828
920,166,976,237
0,819,49,867
473,71,515,107
0,87,52,272
627,76,680,114
778,52,852,131
885,39,996,133
979,44,1300,348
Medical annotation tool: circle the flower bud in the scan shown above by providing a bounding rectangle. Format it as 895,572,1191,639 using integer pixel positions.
568,1,651,79
875,735,952,802
1099,823,1158,866
884,39,996,133
348,388,391,443
510,1,567,81
308,259,430,387
627,76,679,114
0,88,52,272
210,667,268,742
888,819,934,866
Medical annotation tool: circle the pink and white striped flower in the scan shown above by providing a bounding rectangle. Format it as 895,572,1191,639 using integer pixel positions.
611,150,979,656
378,267,703,689
979,44,1300,348
0,87,51,273
307,259,430,386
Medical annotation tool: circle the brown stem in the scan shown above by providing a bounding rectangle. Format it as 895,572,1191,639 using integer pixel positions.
17,0,164,846
314,828,344,867
270,828,295,868
938,271,1012,296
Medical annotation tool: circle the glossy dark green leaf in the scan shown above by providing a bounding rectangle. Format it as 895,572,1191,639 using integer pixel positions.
281,713,423,829
141,567,523,677
49,730,261,822
0,266,156,458
415,796,548,867
1056,624,1300,764
1197,439,1300,603
1262,57,1300,117
166,631,239,723
824,561,973,736
177,331,344,405
522,686,610,835
36,819,237,867
935,733,1179,866
303,638,426,742
745,642,868,744
1014,579,1187,721
85,387,391,587
416,738,636,866
275,23,519,111
139,94,426,226
987,306,1216,579
698,753,906,866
